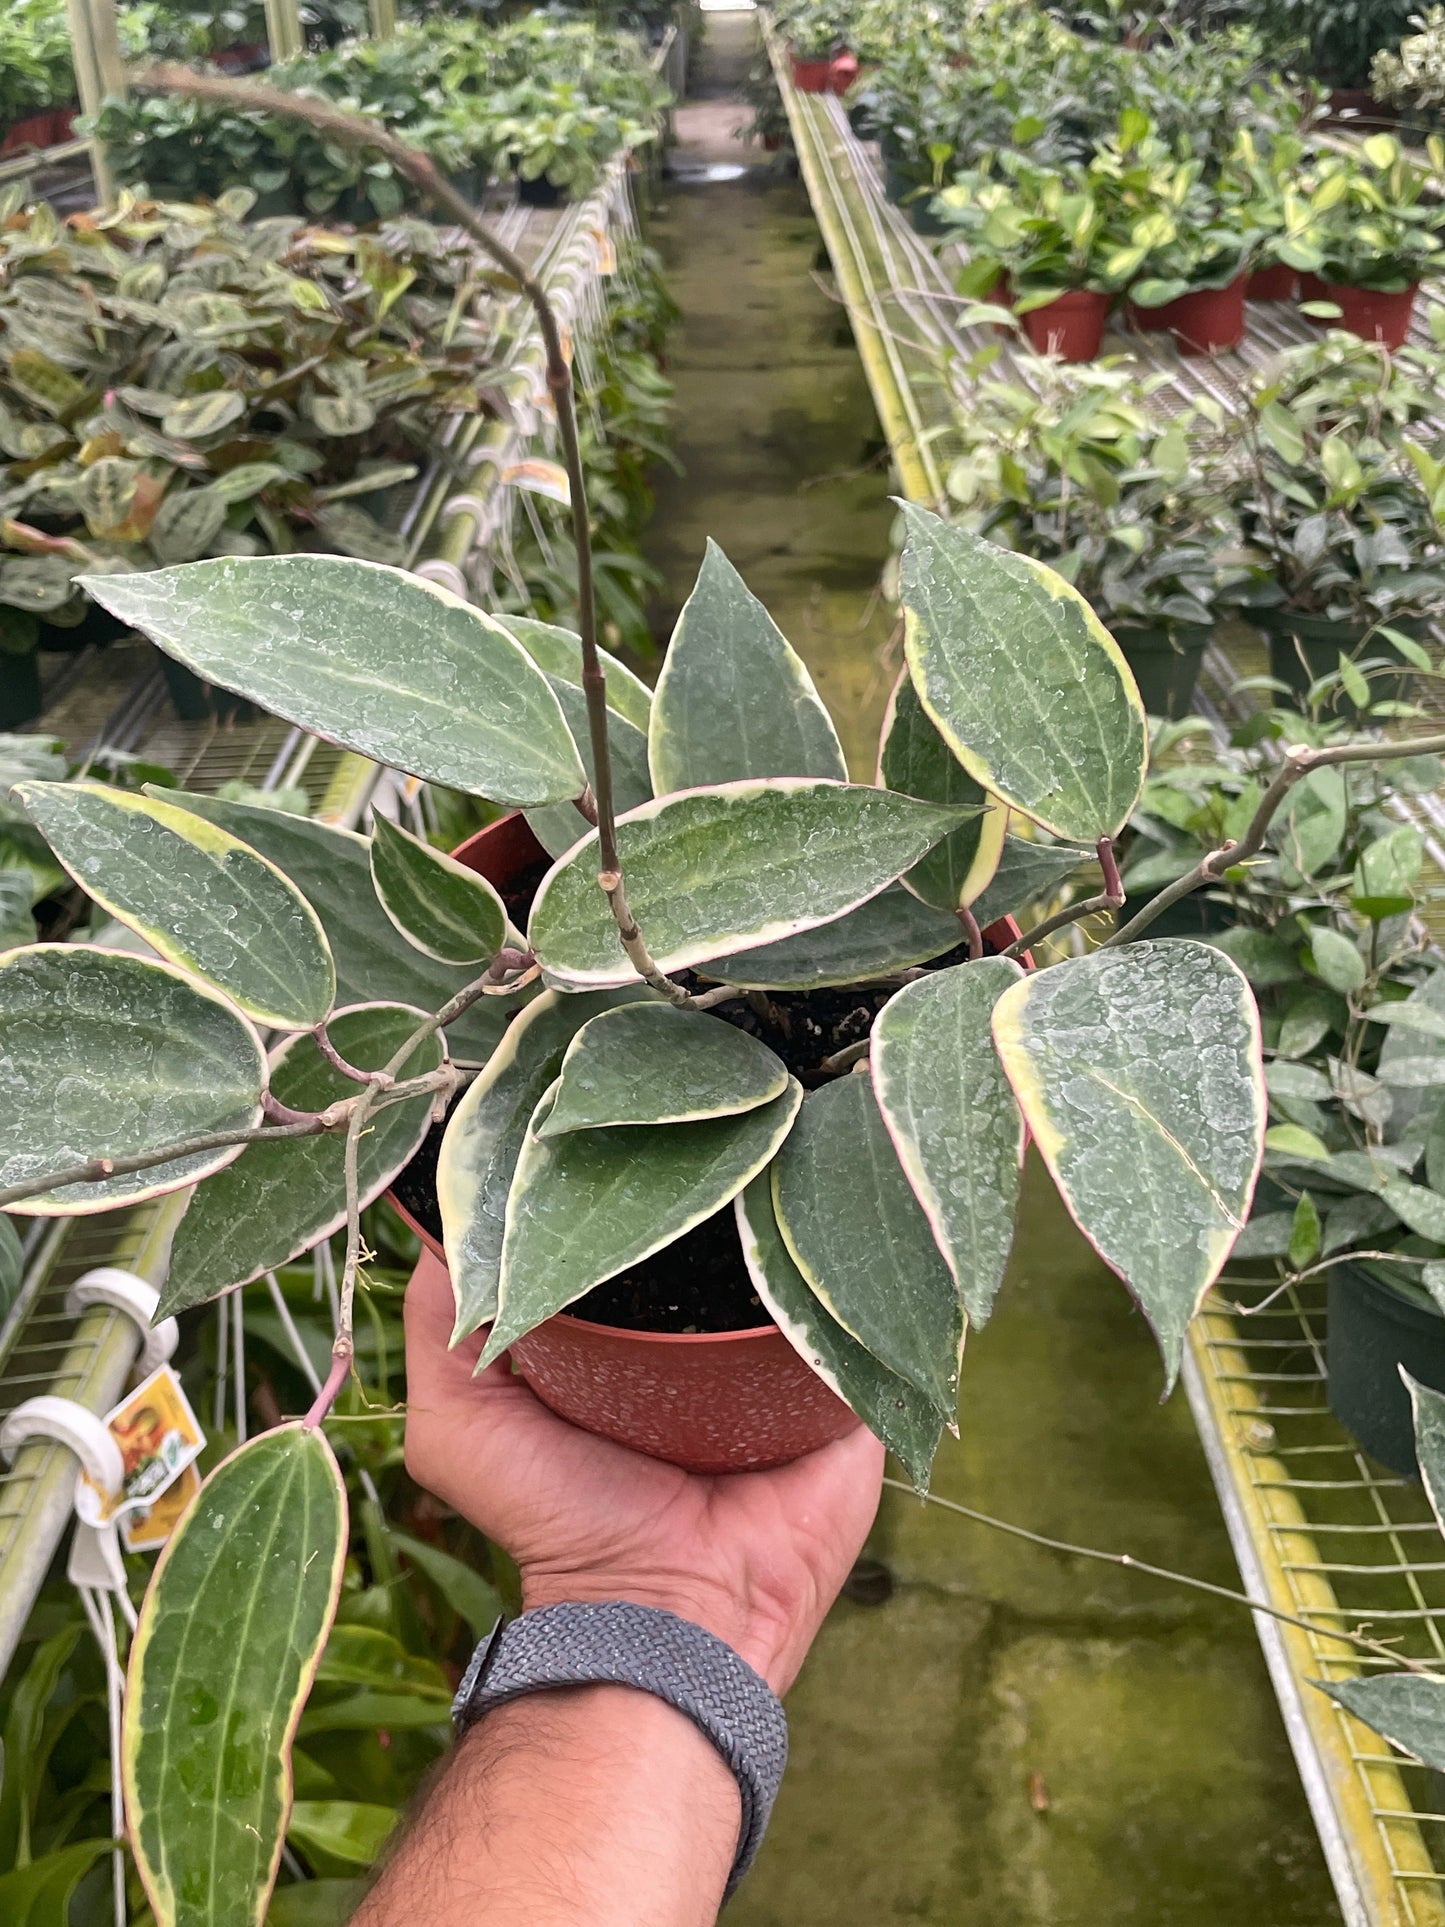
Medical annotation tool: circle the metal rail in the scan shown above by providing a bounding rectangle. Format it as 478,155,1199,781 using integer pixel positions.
767,37,1445,1922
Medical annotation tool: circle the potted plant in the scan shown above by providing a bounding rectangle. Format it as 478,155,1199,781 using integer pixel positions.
17,76,1445,1927
1372,6,1445,134
1306,135,1445,347
1093,117,1254,353
1214,332,1445,707
939,154,1128,361
942,356,1239,714
0,184,499,722
1154,716,1445,1473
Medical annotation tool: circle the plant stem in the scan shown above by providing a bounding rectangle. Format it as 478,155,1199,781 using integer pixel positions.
0,1068,453,1210
303,1352,351,1431
956,904,984,961
881,1479,1429,1673
1105,731,1445,948
313,1023,393,1089
134,64,680,999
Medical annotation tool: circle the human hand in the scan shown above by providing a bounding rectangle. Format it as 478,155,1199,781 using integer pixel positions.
403,1252,885,1694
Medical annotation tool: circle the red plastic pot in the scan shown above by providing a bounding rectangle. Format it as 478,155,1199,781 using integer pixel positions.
388,812,1026,1471
1018,289,1110,362
1323,282,1418,350
1246,263,1297,301
1132,275,1245,355
790,50,835,92
828,51,859,93
0,112,57,158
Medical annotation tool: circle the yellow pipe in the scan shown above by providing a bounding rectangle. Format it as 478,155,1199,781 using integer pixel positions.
767,30,937,506
1189,1307,1445,1924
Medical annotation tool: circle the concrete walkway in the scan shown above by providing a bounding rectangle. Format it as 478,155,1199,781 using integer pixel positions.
643,16,1342,1922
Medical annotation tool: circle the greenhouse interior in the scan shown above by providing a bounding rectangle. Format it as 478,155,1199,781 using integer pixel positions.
18,0,1445,1921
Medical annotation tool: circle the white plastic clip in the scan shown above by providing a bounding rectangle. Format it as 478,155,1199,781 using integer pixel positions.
66,1266,178,1376
412,559,470,600
0,1394,125,1494
68,1519,131,1602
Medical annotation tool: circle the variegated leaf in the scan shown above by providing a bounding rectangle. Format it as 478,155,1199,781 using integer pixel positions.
649,541,846,792
153,790,519,1066
83,559,586,807
712,883,963,989
771,1075,963,1414
526,675,652,859
970,834,1093,927
124,1425,346,1927
1317,1674,1445,1776
437,987,653,1339
539,1004,788,1137
161,1003,445,1312
878,670,1006,910
899,502,1147,841
481,1079,803,1364
18,781,335,1030
161,389,245,440
871,960,1025,1326
529,780,969,989
991,941,1265,1384
369,812,510,966
735,1175,943,1490
0,945,265,1215
496,614,653,732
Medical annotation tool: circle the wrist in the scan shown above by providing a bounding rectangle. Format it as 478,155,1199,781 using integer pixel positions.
517,1570,805,1694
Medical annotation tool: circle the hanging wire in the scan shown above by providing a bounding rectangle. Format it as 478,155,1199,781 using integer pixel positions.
77,1581,128,1927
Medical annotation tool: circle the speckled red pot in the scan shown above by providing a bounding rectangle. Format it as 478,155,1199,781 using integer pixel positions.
1324,282,1418,350
1246,264,1297,301
389,813,1024,1471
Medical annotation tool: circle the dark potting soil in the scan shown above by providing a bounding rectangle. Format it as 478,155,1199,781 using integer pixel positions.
390,870,992,1336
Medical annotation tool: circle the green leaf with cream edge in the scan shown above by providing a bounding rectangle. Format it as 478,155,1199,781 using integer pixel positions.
0,945,266,1214
538,1004,789,1137
871,959,1026,1327
991,941,1265,1386
878,670,1006,911
123,1425,346,1927
771,1076,963,1415
898,503,1147,842
368,812,513,967
162,1004,446,1313
529,780,971,989
735,1175,943,1490
497,613,654,733
438,987,654,1341
17,780,334,1029
649,541,846,792
154,790,520,1067
481,1079,804,1365
525,675,653,860
81,556,586,806
713,884,964,989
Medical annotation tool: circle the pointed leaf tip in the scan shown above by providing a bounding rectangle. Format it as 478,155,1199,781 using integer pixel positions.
898,503,1147,843
649,544,846,793
990,941,1264,1385
369,811,510,966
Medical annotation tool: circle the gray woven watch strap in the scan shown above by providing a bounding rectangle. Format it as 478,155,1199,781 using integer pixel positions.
452,1599,788,1898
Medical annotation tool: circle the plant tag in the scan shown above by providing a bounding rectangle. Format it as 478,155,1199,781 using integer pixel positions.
75,1363,205,1527
119,1462,203,1553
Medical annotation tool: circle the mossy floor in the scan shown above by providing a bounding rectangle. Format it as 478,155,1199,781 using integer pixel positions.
644,14,1344,1922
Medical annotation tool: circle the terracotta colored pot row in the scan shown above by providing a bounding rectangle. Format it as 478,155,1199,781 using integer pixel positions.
388,813,1024,1473
0,107,74,158
1013,269,1419,365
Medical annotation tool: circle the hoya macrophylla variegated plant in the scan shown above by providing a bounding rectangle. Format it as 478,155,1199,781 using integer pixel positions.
2,506,1273,1477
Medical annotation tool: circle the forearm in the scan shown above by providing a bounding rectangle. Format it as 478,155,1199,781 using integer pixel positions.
352,1685,741,1927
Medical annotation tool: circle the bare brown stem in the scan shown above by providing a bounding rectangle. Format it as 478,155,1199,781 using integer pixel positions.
956,904,984,962
1106,731,1445,948
314,1022,393,1089
819,1038,871,1073
883,1479,1427,1673
598,869,691,1006
133,63,680,999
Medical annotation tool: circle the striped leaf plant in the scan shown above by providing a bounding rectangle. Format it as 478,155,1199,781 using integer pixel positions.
5,79,1444,1927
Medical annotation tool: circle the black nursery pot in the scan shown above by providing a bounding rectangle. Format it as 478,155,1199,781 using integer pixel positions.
0,650,42,729
1114,621,1210,720
516,171,567,209
1327,1263,1445,1477
1259,607,1417,717
160,657,256,724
